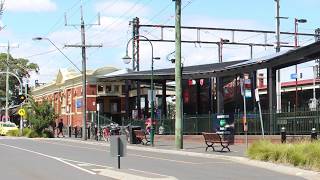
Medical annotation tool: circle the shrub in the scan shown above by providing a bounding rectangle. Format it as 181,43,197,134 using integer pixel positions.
27,130,40,138
6,129,20,137
22,128,32,137
42,129,54,138
247,140,320,171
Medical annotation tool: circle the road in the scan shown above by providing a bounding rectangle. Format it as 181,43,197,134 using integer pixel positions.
0,137,306,180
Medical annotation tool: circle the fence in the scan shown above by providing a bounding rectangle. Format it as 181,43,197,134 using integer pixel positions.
88,109,320,135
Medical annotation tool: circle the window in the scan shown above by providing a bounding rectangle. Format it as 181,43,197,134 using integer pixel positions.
110,102,118,113
114,85,119,93
121,85,126,95
98,85,104,93
105,85,112,93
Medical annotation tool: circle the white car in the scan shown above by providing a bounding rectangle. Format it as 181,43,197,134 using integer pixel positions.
0,122,18,135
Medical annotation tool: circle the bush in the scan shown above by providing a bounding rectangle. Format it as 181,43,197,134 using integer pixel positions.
42,129,54,138
247,140,320,171
6,129,20,137
27,130,41,138
22,128,32,137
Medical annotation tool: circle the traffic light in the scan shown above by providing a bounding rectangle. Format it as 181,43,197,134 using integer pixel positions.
17,94,26,104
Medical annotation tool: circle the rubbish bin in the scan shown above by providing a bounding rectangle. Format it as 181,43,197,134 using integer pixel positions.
129,126,141,144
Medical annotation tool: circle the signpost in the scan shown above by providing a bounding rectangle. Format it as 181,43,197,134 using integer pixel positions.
255,88,265,138
240,78,249,149
110,135,127,169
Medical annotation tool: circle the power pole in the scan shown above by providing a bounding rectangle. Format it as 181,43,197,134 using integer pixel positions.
0,42,18,122
65,1,102,140
174,0,183,149
275,0,282,113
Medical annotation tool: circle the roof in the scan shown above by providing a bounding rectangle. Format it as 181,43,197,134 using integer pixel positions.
102,41,320,80
104,60,247,80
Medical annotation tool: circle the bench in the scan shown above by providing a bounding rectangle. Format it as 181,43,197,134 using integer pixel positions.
134,130,150,145
202,132,231,152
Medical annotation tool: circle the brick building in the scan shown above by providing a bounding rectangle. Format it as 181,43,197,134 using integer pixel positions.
32,67,120,127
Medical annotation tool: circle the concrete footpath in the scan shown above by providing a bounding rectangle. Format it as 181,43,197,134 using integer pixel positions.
56,135,320,180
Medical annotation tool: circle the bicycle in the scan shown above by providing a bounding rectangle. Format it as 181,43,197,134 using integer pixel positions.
101,123,130,142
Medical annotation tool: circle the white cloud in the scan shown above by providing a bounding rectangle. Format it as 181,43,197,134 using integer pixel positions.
6,0,57,12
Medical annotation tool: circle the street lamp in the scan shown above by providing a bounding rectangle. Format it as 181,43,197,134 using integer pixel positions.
293,18,307,110
122,35,160,146
32,37,81,72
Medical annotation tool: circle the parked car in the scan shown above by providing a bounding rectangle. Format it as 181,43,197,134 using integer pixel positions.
0,122,18,135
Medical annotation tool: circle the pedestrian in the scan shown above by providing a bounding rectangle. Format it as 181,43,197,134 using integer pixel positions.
57,119,65,138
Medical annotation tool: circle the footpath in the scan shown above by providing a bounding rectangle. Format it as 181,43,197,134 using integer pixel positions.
55,134,320,180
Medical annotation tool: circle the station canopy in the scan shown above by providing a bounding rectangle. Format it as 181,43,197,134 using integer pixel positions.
103,41,320,80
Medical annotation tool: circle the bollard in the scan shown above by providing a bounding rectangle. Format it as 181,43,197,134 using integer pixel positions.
281,127,286,143
95,127,98,141
311,128,317,141
69,126,72,138
75,127,78,138
80,127,83,138
87,127,90,139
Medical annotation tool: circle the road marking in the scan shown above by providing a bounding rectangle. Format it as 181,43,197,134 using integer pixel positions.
129,168,169,177
36,139,204,165
0,142,178,180
0,143,96,175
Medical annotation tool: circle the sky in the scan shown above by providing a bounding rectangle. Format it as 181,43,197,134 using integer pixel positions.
0,0,320,85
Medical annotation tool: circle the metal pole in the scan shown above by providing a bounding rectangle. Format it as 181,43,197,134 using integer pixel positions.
242,79,248,149
150,45,155,146
275,0,281,113
5,41,9,122
80,3,87,140
258,102,265,138
313,66,317,108
175,0,183,149
294,18,298,111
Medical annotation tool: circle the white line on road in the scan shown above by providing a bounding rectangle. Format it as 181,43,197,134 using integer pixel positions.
0,142,178,180
0,143,96,175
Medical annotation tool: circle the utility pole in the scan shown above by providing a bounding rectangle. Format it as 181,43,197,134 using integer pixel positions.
65,1,102,140
0,42,18,122
174,0,183,149
275,0,282,114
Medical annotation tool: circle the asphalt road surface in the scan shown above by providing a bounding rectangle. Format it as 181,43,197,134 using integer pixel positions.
0,137,306,180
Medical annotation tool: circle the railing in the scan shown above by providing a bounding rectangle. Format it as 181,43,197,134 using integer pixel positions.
121,109,320,135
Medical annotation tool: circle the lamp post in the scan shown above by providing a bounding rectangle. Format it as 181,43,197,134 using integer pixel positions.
32,37,81,72
293,18,307,110
123,35,160,146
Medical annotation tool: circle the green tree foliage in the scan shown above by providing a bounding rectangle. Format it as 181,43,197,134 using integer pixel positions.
0,53,39,106
27,100,56,134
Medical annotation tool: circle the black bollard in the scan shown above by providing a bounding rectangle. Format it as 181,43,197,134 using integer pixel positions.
87,127,90,139
80,127,83,138
95,127,98,141
75,127,78,138
311,128,317,141
281,127,286,143
69,126,72,138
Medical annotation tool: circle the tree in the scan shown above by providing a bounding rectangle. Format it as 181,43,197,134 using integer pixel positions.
0,53,39,107
27,100,56,134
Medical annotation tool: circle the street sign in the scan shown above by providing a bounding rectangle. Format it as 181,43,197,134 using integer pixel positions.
18,108,26,116
255,88,260,102
245,90,252,98
290,73,297,79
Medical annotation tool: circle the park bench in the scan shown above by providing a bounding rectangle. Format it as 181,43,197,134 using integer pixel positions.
202,132,231,152
134,130,150,145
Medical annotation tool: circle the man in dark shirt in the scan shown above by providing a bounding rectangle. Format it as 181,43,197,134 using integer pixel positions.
57,119,64,138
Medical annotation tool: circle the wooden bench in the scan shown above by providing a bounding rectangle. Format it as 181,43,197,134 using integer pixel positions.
134,130,150,145
202,132,231,152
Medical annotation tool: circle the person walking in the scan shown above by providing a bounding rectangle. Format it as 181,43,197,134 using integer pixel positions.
57,119,65,138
